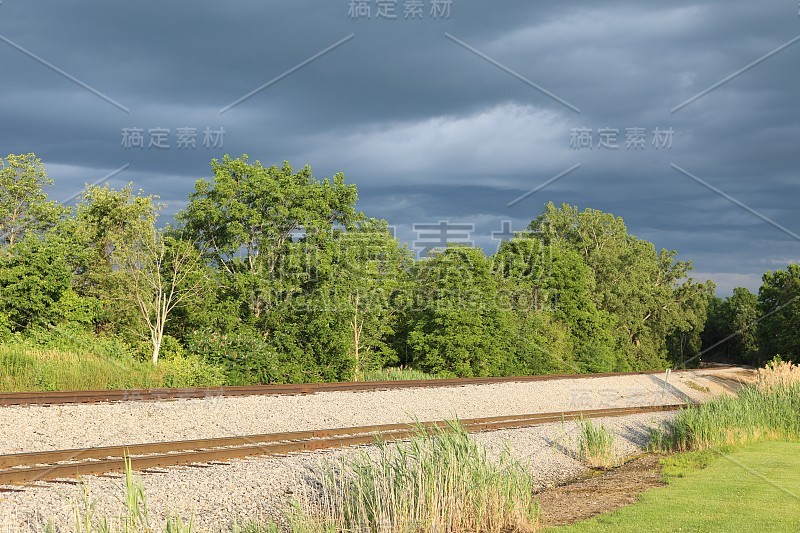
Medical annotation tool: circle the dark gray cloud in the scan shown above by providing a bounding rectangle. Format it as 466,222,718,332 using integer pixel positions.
2,0,799,296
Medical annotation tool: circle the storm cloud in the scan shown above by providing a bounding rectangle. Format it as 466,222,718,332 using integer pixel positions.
1,0,799,295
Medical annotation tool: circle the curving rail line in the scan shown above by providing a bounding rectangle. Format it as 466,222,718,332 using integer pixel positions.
0,404,683,487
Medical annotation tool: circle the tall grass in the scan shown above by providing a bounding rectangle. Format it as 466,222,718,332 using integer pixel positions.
755,359,800,393
576,418,616,469
1,344,161,391
289,421,539,532
650,361,800,452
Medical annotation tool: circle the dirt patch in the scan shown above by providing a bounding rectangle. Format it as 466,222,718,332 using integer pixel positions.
536,454,666,527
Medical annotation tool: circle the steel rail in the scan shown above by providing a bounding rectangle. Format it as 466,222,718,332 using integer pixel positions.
0,404,683,486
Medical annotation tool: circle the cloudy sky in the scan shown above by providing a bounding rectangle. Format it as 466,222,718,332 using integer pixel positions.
1,0,799,295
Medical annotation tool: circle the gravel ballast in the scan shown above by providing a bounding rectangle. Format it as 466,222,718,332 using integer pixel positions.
2,412,677,532
0,368,746,454
0,368,751,531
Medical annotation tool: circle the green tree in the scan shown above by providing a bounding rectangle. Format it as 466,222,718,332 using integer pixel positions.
727,287,759,362
76,183,158,267
0,231,74,331
758,264,800,363
407,246,516,377
665,279,715,367
492,236,576,374
178,155,358,322
73,183,160,337
333,219,412,380
700,296,728,358
264,219,411,382
510,312,575,374
0,153,61,247
493,236,617,373
529,202,711,369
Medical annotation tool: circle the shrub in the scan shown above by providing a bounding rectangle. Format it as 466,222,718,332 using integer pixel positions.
0,312,10,340
24,324,126,356
185,328,286,384
158,334,186,360
160,354,226,388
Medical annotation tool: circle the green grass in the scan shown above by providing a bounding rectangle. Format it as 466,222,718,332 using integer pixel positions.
0,343,162,391
68,455,194,533
658,449,716,482
549,441,800,532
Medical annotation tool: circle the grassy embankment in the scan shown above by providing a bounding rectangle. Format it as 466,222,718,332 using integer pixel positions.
554,360,800,531
0,331,225,391
551,441,800,532
649,359,800,451
0,330,439,392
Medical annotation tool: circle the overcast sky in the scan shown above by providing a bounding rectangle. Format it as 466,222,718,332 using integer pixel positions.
1,0,799,296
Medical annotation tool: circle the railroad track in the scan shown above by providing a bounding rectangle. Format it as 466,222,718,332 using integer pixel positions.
0,404,683,487
0,367,735,406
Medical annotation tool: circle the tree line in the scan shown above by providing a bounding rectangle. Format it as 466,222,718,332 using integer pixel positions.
0,153,796,384
702,266,800,366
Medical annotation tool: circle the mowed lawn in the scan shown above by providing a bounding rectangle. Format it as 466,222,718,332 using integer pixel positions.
551,441,800,532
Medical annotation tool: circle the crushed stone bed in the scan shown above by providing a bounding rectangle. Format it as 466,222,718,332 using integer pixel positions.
0,368,746,455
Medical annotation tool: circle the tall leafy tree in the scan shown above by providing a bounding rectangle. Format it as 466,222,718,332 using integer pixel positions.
666,280,716,367
265,219,411,381
0,231,74,331
76,183,158,267
178,155,358,322
700,296,728,358
0,153,61,248
704,288,765,365
758,264,800,363
73,184,160,336
722,287,759,363
407,246,517,377
529,202,712,369
333,219,412,380
494,236,616,372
